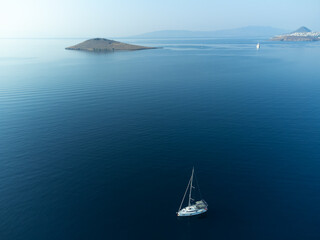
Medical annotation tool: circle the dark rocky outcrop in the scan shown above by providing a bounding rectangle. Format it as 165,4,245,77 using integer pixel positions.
66,38,156,52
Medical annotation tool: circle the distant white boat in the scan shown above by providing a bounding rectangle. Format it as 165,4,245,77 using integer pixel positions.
177,167,208,217
256,42,260,49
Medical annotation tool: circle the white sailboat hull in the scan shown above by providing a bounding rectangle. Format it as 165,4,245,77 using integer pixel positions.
177,205,208,217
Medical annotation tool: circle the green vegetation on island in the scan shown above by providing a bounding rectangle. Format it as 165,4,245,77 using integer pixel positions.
66,38,157,52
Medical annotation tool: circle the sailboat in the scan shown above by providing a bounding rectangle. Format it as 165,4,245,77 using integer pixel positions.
256,42,260,49
177,167,208,217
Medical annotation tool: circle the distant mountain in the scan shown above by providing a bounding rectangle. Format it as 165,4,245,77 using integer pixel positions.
66,38,156,52
291,26,311,33
130,26,287,38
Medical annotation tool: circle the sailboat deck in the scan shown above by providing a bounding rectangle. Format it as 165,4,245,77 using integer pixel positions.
177,204,207,216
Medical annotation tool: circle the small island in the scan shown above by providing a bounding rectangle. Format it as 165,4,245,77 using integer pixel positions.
66,38,157,52
271,26,320,42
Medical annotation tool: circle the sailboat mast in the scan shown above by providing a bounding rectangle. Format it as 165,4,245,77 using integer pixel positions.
178,174,192,211
188,167,194,206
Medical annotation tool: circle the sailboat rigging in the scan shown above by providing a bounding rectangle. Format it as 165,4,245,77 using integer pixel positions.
177,167,208,217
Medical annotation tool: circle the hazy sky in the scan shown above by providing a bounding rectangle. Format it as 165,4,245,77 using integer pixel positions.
1,0,319,38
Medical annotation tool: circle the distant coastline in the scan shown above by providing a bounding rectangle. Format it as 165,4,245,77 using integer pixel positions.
271,26,320,42
129,26,287,39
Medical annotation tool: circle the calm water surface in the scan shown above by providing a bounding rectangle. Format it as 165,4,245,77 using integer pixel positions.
0,38,320,240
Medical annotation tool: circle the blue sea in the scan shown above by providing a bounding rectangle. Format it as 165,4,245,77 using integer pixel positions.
0,38,320,240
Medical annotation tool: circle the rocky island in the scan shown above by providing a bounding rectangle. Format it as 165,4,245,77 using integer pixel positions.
271,26,320,41
66,38,157,52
